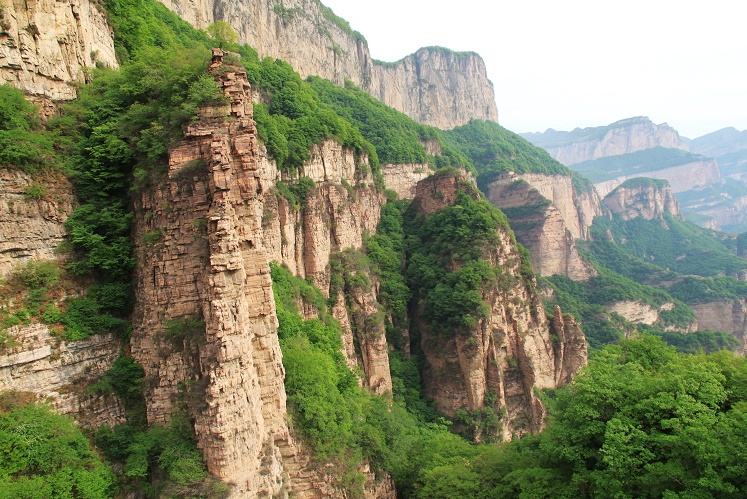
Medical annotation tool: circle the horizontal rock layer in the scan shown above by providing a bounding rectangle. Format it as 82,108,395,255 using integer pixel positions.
0,0,117,99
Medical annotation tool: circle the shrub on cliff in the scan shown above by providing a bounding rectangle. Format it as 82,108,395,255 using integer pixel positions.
0,85,56,174
0,402,116,497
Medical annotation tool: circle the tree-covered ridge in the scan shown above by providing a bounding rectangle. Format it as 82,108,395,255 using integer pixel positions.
591,213,747,278
571,146,707,182
442,119,587,191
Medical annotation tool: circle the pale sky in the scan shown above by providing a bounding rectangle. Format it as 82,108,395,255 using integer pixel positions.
320,0,747,139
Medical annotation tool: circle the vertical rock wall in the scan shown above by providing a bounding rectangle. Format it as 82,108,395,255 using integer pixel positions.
485,173,602,281
0,0,117,100
158,0,498,129
132,51,392,497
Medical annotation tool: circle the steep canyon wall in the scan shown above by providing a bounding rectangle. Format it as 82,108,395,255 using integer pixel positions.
158,0,498,128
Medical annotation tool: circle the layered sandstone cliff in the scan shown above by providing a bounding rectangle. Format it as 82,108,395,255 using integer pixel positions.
158,0,498,128
0,169,75,277
0,0,117,100
522,117,689,166
0,324,124,428
484,173,602,280
691,299,747,354
603,178,682,221
594,158,722,197
411,173,587,440
131,51,392,497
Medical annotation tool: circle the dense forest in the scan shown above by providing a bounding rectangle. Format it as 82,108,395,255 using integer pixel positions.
1,0,747,497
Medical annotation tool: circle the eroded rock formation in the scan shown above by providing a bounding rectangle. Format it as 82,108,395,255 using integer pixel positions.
484,173,602,280
603,178,682,220
0,0,117,100
0,169,75,277
131,51,392,497
692,299,747,354
158,0,498,128
594,158,721,197
0,323,125,428
411,173,587,440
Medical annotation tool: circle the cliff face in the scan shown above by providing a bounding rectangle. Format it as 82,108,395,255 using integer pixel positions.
484,173,602,281
411,174,587,440
691,299,747,354
0,170,75,277
131,52,391,497
0,0,117,100
0,169,122,429
380,163,430,199
523,117,689,166
603,179,682,221
0,324,125,428
158,0,498,128
369,47,499,130
594,158,722,197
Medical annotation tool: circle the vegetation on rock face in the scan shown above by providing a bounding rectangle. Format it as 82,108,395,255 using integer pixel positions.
442,119,591,191
0,399,116,498
405,180,517,336
591,213,747,278
0,85,57,174
408,335,747,498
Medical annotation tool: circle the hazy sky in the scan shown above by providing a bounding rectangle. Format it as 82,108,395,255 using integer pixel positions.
320,0,747,139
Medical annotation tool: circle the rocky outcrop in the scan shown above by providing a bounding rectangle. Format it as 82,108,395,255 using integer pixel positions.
132,51,391,497
604,300,661,325
691,299,747,354
603,178,682,220
551,306,588,385
594,158,722,197
0,323,125,428
369,47,499,130
522,117,689,166
158,0,498,128
0,0,117,100
380,163,430,199
0,169,75,278
132,58,289,497
484,173,602,280
411,173,587,440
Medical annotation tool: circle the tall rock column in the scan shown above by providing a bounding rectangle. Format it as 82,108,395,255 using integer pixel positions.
131,52,288,497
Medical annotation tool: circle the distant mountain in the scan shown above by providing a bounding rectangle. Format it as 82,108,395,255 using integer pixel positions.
521,117,688,165
687,127,747,159
523,118,747,233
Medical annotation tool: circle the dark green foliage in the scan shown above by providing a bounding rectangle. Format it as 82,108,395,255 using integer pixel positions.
591,213,747,278
91,355,147,427
365,197,411,348
103,0,212,63
60,295,132,341
667,275,747,304
661,329,740,354
405,183,516,336
14,260,60,290
405,336,747,498
442,119,575,189
0,85,56,174
95,415,226,498
245,59,376,172
0,402,116,497
308,77,463,167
